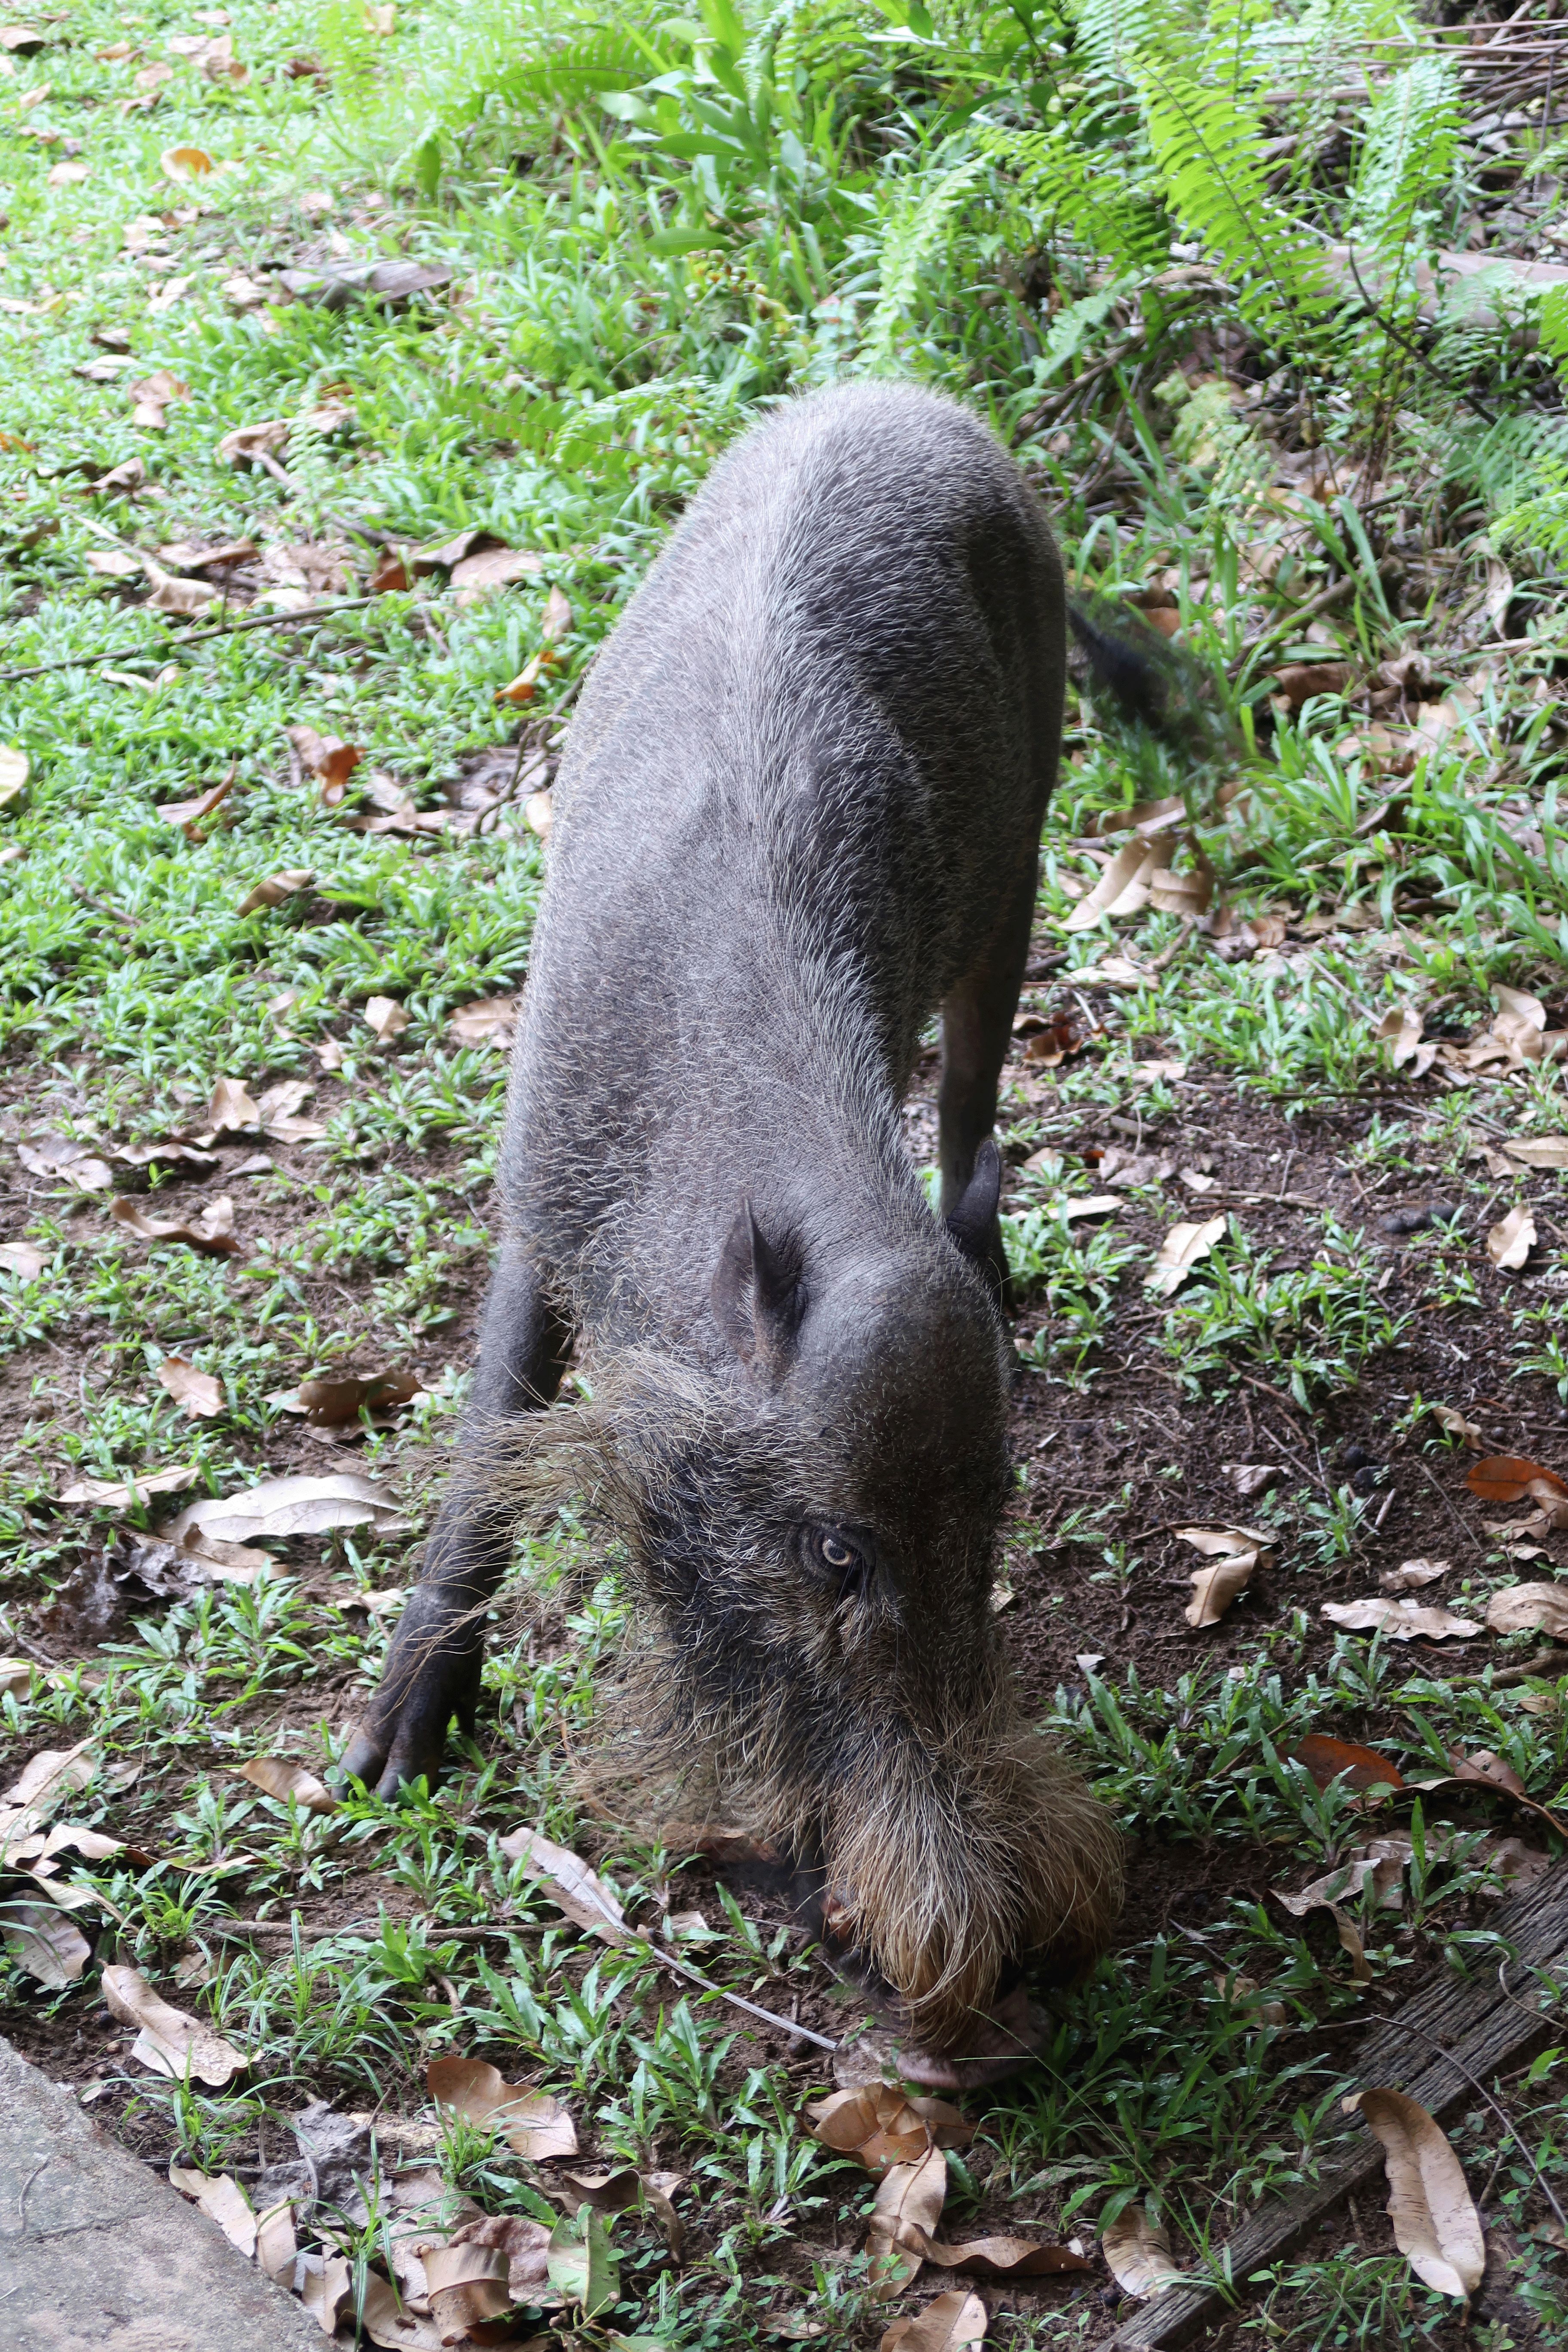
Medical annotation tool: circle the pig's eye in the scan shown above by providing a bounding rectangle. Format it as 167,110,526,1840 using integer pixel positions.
803,1525,871,1586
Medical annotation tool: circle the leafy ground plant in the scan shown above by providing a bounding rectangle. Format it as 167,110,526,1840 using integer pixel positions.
3,2,1568,2348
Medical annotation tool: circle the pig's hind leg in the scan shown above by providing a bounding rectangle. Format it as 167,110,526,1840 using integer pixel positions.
337,1239,570,1798
936,851,1036,1296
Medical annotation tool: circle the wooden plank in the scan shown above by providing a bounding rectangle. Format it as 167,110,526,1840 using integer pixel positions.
1111,1863,1568,2349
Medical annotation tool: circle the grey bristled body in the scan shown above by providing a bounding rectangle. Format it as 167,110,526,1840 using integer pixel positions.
349,380,1124,2050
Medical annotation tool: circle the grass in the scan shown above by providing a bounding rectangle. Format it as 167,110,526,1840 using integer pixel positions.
3,1,1568,2346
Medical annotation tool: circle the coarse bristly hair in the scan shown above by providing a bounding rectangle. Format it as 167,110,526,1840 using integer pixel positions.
462,1350,1124,2049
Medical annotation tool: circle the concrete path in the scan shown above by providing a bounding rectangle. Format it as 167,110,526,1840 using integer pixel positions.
0,2037,323,2352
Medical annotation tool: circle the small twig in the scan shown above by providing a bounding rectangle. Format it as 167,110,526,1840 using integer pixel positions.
0,596,383,683
197,1909,837,2050
199,1915,549,1943
1486,1647,1568,1691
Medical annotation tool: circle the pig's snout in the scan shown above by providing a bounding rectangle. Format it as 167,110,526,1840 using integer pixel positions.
818,1715,1123,2057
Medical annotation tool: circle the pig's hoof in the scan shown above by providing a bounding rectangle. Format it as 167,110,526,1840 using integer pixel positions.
890,1981,1045,2091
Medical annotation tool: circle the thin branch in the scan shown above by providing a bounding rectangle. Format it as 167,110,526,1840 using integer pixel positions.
0,595,385,684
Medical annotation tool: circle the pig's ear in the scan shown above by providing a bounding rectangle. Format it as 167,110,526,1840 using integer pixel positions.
712,1202,804,1381
944,1138,1002,1265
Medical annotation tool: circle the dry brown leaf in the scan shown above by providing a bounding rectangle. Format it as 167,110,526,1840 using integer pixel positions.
1321,1597,1481,1641
257,1078,327,1142
1147,856,1214,918
422,2241,513,2338
236,867,313,916
1183,1554,1256,1626
808,2085,972,2179
1330,1905,1374,1984
286,723,362,797
302,2253,353,2335
0,1742,95,1829
168,1471,406,1547
1467,1455,1568,1504
867,2144,947,2297
496,1825,628,1941
235,1756,336,1812
293,1370,420,1427
1214,1972,1287,2025
1431,1402,1483,1449
1173,1524,1269,1628
110,1192,240,1259
880,2289,988,2352
2,1897,91,1986
158,771,239,836
144,560,218,615
525,787,554,839
1102,2205,1182,2297
216,418,291,478
157,1357,223,1418
449,545,543,594
364,996,409,1044
207,1076,261,1132
1488,1202,1536,1272
0,1240,46,1280
1503,1134,1568,1170
560,2163,642,2212
356,2270,443,2352
160,142,214,180
425,2053,578,2160
1380,1559,1451,1594
1448,1746,1528,1797
903,2229,1092,2279
642,2169,685,2257
1293,1734,1404,1792
1485,1584,1568,1639
1277,1843,1407,1919
1147,1214,1225,1298
496,648,560,705
158,537,257,574
1062,841,1158,934
1095,793,1185,840
0,1657,34,1697
1375,1004,1434,1075
444,2210,556,2302
447,996,518,1049
1224,1463,1282,1499
256,2198,297,2279
169,2165,257,2257
58,1464,198,1508
18,1136,114,1192
102,1960,247,2084
1350,2088,1484,2299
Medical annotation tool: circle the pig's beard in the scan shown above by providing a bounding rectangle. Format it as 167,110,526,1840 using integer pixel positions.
470,1350,1124,2052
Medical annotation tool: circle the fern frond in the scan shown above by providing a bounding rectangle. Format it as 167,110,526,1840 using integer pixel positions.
1540,283,1568,375
1073,0,1158,83
864,154,984,366
975,122,1168,283
1140,66,1333,346
1349,53,1459,307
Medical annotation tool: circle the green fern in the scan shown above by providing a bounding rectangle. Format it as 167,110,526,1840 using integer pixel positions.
1348,54,1460,309
1139,64,1334,350
864,154,984,367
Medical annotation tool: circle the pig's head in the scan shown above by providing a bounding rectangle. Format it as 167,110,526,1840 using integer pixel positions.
493,1167,1122,2052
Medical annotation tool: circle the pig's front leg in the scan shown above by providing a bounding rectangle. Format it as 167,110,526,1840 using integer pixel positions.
337,1240,570,1798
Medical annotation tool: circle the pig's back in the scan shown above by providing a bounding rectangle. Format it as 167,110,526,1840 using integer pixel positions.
504,382,1063,1318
